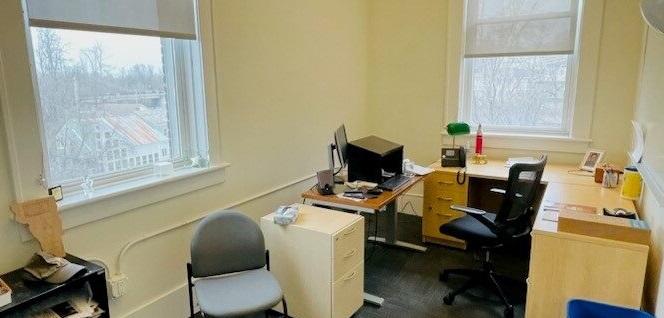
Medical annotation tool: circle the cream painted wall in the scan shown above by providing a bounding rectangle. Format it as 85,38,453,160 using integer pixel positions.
367,0,447,166
0,1,369,317
634,28,664,315
368,0,643,167
590,0,644,166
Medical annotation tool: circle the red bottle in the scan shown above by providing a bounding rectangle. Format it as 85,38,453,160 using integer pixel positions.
475,124,483,155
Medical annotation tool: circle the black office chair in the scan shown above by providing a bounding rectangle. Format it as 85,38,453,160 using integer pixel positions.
438,156,547,318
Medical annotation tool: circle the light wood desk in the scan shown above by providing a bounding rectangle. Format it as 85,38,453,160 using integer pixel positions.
302,175,425,252
302,175,423,212
424,160,648,318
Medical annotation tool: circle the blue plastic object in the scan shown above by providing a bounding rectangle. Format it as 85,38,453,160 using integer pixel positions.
568,299,654,318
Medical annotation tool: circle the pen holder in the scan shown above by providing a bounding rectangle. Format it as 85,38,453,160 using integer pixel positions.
621,166,643,200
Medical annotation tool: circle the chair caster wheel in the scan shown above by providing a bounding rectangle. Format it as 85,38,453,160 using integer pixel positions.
439,272,449,282
443,295,454,305
504,306,514,318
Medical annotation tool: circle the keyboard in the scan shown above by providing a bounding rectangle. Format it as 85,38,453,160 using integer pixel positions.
378,174,412,191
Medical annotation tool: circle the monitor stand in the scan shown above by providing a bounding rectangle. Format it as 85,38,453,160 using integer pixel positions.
328,143,346,184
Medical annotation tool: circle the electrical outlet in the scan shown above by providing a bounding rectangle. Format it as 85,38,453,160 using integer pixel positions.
109,274,128,298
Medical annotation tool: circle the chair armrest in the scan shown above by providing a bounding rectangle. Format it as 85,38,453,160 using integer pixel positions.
490,188,506,195
450,205,486,215
450,205,500,233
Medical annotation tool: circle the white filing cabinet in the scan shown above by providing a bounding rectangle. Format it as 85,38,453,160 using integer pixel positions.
261,204,364,318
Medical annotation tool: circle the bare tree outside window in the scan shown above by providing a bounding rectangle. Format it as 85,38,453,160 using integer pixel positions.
466,55,569,130
31,28,173,185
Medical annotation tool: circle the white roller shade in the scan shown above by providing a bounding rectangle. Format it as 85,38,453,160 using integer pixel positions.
465,0,579,58
25,0,197,40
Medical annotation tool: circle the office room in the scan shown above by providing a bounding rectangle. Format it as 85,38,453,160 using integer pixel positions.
0,0,663,317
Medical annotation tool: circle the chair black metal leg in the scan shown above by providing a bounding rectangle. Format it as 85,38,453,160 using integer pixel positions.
443,276,478,305
186,263,195,318
487,273,514,318
488,273,510,306
282,297,288,318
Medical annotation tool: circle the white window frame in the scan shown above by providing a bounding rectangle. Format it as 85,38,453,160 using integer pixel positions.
443,0,605,153
0,0,227,229
31,34,209,193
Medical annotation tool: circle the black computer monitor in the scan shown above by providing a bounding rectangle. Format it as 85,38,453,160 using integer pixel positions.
328,124,348,183
334,124,348,167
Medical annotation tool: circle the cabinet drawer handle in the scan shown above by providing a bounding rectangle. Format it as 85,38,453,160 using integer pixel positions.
436,212,453,217
343,249,357,258
437,197,453,201
342,226,357,237
343,271,358,281
437,181,454,185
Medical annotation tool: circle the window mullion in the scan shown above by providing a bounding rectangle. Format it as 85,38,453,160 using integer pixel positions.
172,40,193,163
163,39,184,161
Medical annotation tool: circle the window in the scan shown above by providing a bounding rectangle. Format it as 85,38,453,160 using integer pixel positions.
460,0,580,135
26,0,210,191
2,0,225,225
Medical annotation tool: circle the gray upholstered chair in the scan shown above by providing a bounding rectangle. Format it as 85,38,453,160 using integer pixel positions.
187,210,287,318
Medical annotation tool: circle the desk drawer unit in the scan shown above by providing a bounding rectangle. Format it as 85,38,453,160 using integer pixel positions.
422,171,468,249
262,205,364,318
333,222,364,281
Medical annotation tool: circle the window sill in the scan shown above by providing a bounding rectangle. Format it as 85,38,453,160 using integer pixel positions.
17,163,230,241
441,131,591,154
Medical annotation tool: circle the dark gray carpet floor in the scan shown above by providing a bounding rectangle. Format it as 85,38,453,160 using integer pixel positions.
354,212,529,318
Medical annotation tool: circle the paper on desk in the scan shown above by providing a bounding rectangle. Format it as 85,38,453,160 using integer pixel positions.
336,193,364,202
542,210,559,222
406,165,433,176
403,159,433,176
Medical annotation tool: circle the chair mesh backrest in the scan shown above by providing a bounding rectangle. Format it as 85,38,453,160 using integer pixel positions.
190,210,266,278
495,156,548,230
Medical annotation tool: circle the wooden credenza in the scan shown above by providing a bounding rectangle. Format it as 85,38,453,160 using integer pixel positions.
261,204,364,318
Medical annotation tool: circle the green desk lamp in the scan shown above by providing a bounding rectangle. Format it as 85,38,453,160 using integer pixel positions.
446,122,470,147
442,122,469,167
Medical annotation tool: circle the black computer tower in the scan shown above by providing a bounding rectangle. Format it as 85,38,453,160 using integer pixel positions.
347,135,403,183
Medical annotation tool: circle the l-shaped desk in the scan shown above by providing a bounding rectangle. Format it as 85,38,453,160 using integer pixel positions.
424,160,648,318
301,159,648,317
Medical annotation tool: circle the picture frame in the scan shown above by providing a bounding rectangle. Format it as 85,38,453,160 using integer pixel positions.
580,149,605,172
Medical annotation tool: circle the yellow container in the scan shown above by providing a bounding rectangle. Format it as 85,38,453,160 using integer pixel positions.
621,167,643,200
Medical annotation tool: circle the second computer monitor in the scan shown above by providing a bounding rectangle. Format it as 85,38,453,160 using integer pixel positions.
334,124,348,167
